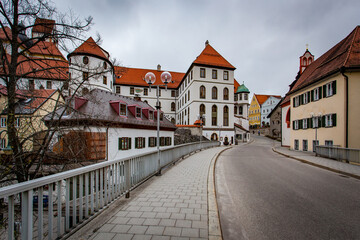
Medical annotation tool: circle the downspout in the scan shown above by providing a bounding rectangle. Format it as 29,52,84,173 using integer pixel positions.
340,67,349,148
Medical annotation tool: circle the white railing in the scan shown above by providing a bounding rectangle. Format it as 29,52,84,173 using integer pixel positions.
316,145,360,164
0,141,219,240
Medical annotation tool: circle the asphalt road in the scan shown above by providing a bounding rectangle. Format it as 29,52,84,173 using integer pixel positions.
215,135,360,240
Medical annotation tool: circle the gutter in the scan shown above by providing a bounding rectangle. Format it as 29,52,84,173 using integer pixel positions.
340,67,349,148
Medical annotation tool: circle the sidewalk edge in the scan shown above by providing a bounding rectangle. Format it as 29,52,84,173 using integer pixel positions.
208,146,232,240
272,147,360,180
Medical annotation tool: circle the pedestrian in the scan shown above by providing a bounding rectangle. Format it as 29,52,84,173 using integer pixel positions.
258,130,260,136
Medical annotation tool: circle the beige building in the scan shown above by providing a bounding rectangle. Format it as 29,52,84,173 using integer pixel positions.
289,26,360,151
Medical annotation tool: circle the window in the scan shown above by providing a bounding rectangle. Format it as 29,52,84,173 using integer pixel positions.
188,91,190,101
160,137,165,146
144,88,148,96
324,81,336,97
165,137,172,146
135,137,146,149
149,110,154,120
293,96,300,107
200,68,206,78
212,69,217,79
29,80,35,90
223,88,229,100
325,140,333,146
15,118,20,128
239,106,243,115
160,112,163,121
171,90,175,97
200,86,206,99
148,137,156,147
130,87,134,95
293,120,299,130
1,117,6,127
103,76,107,85
103,62,107,69
136,107,142,118
83,56,89,64
212,87,218,99
234,94,238,101
200,104,206,125
325,114,336,127
294,140,299,150
0,138,6,149
115,86,121,94
303,92,310,104
303,118,308,129
244,94,248,100
120,104,127,116
223,106,229,126
185,93,187,104
212,105,217,126
303,140,308,151
46,81,52,89
234,106,237,115
191,70,193,80
312,87,322,101
223,71,229,80
83,72,89,81
118,137,131,150
171,102,175,111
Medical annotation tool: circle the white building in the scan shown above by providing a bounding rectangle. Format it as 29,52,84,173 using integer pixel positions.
261,96,281,126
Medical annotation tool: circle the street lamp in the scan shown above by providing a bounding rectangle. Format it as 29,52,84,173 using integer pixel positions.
198,114,205,150
0,130,13,155
143,71,172,176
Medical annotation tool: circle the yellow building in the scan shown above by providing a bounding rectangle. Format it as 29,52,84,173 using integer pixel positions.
289,26,360,151
249,94,277,128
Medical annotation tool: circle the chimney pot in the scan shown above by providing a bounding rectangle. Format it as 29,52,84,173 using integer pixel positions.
157,64,161,71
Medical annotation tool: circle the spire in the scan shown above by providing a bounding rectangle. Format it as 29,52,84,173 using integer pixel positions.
299,46,314,74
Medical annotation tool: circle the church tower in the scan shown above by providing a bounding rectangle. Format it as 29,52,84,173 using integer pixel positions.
299,45,314,74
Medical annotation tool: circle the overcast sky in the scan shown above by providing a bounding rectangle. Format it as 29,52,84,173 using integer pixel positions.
54,0,360,96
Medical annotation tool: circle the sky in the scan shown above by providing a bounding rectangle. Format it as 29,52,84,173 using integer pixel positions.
53,0,360,97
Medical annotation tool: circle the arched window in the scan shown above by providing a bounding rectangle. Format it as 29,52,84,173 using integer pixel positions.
308,57,312,64
303,58,307,65
212,105,217,126
223,87,229,100
234,106,237,115
223,106,229,126
83,56,89,64
211,133,218,141
239,106,243,115
200,85,206,99
171,102,175,111
200,104,206,125
212,87,218,99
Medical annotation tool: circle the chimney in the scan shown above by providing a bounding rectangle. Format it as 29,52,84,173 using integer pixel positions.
157,64,161,71
205,40,209,46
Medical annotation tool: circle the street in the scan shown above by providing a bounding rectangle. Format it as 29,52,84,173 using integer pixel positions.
215,135,360,240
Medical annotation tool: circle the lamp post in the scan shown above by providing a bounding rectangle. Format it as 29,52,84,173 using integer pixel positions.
143,71,172,176
199,114,205,150
0,130,13,155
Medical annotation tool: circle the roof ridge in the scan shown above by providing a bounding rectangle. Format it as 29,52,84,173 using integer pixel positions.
343,26,359,67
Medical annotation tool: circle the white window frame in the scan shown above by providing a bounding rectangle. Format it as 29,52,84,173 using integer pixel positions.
303,118,308,129
326,82,333,96
294,96,300,107
312,117,319,128
314,87,320,101
325,114,332,127
1,117,6,128
294,120,299,130
119,104,127,116
0,138,6,149
303,92,308,104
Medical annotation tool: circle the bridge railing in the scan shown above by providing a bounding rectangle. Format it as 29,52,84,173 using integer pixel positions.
315,145,360,164
0,141,220,240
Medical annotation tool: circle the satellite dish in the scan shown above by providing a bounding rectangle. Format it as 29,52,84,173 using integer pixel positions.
160,71,172,84
144,72,156,85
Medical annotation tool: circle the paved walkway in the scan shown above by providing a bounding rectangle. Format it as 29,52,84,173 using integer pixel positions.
273,141,360,179
85,146,226,240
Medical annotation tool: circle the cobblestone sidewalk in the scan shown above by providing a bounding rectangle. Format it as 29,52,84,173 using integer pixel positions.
88,146,225,240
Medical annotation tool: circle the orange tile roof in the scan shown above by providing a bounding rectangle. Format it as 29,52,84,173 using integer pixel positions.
290,25,360,94
114,66,185,89
28,41,65,59
32,18,55,34
234,79,240,93
22,89,57,110
254,94,281,105
70,37,109,60
193,43,235,69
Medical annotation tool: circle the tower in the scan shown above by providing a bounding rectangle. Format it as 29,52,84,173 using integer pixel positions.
299,45,315,74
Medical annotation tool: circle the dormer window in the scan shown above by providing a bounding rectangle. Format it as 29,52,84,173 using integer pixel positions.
160,112,164,121
83,56,89,64
149,110,154,120
136,107,142,118
120,104,127,116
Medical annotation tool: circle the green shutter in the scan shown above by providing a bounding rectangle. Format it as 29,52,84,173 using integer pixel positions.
332,114,337,126
307,91,311,103
332,81,337,95
128,138,132,149
323,85,327,97
311,90,314,101
299,119,303,129
319,87,322,99
143,138,145,147
135,138,138,149
300,95,304,105
292,121,295,130
308,118,312,128
321,116,326,127
118,138,122,150
148,137,151,147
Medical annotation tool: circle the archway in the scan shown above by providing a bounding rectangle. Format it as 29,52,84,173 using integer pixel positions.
211,133,218,141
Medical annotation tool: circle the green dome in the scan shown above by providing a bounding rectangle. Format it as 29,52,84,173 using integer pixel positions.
236,84,250,93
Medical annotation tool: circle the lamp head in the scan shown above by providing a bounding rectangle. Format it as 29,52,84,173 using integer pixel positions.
144,72,156,85
160,71,172,84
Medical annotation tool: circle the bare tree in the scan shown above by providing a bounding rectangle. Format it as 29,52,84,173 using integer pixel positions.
0,0,100,184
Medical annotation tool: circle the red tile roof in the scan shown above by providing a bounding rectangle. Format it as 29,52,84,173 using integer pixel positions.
254,94,281,105
32,18,55,34
28,41,65,59
114,66,185,89
290,25,360,94
0,84,25,99
193,43,235,70
234,79,240,93
70,37,109,60
22,89,57,110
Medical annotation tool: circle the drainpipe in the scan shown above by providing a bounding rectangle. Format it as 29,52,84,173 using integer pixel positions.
340,67,349,148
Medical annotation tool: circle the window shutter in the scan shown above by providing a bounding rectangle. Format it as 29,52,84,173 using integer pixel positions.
143,138,145,147
128,138,131,149
292,121,295,130
332,114,337,126
332,81,337,95
307,92,311,102
323,85,327,97
299,119,303,129
293,98,295,107
148,137,151,147
311,90,314,101
319,87,322,99
154,137,157,147
118,138,122,150
309,118,312,128
300,95,303,105
321,116,326,127
135,138,138,149
318,117,321,128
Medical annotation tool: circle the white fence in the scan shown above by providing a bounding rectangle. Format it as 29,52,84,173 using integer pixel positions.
0,141,219,240
316,145,360,164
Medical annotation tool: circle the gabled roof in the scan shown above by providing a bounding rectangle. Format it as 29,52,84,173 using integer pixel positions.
28,41,65,60
234,79,240,93
0,84,26,99
290,25,360,94
114,66,185,89
32,18,55,34
69,37,109,61
192,42,236,70
254,94,281,106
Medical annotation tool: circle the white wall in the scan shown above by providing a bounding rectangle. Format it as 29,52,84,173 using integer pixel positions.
281,105,291,146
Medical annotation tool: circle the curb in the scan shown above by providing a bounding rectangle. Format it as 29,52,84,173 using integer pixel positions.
272,147,360,180
207,146,232,240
